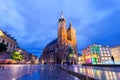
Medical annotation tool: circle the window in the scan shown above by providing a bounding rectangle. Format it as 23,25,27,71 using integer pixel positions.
103,48,105,50
101,54,103,56
102,57,104,60
107,54,110,56
105,57,108,60
10,44,12,47
105,54,107,56
104,51,106,53
7,42,9,46
106,48,108,50
2,40,5,44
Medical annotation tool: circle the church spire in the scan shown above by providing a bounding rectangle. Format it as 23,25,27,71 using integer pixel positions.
59,11,65,22
69,22,72,27
60,11,64,19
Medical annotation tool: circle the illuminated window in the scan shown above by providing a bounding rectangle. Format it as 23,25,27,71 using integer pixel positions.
107,51,109,53
105,54,106,56
102,57,104,60
106,57,108,60
108,54,110,56
104,51,106,53
103,48,105,50
101,54,103,56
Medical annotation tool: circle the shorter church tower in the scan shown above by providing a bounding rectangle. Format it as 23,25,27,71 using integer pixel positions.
67,22,78,64
67,22,77,47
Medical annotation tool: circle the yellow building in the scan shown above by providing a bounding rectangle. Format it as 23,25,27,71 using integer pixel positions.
78,55,85,64
111,46,120,64
0,30,17,53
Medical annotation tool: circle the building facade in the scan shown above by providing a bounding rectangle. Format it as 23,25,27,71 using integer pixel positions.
82,44,112,64
110,46,120,64
16,48,31,63
40,13,78,64
78,55,85,64
0,30,17,53
16,48,39,64
99,45,112,64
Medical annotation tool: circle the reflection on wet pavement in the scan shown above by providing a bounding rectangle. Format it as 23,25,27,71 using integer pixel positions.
17,65,79,80
1,64,120,80
62,65,120,80
0,65,79,80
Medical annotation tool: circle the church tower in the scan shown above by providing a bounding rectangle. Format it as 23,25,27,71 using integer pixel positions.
58,12,67,44
67,22,77,47
58,12,68,63
67,23,78,59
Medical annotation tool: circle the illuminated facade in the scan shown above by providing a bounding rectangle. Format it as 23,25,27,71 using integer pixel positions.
16,48,32,63
78,55,85,64
40,13,78,64
110,46,120,64
99,45,112,64
0,30,17,53
82,44,112,64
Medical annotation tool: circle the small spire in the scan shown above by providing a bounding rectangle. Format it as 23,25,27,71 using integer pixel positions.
60,11,64,18
68,22,72,29
69,22,72,27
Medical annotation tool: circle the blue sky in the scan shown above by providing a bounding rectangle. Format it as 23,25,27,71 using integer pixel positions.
0,0,120,57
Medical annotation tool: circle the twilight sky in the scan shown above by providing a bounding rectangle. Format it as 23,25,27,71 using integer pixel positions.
0,0,120,57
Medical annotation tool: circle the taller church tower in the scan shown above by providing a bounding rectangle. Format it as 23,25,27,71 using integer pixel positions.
58,12,68,63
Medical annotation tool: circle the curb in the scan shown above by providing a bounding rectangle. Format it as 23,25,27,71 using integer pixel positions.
58,67,97,80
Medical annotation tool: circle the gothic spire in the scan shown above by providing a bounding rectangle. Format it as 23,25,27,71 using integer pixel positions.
59,11,65,22
60,11,64,19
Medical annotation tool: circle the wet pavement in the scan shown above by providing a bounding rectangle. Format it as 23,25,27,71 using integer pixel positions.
0,65,79,80
1,64,120,80
62,65,120,80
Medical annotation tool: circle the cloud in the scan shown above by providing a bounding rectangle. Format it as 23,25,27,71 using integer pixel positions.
0,0,120,56
0,0,27,45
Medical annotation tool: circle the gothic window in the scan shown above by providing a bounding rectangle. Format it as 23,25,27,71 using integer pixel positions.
11,44,12,47
7,42,9,46
2,39,5,44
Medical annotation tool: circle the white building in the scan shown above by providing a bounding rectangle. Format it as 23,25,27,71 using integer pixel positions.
99,45,113,64
0,30,17,53
110,46,120,64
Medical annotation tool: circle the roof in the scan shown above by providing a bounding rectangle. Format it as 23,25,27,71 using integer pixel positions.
46,38,58,48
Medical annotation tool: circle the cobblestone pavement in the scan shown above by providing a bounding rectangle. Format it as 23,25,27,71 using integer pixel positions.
0,65,80,80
